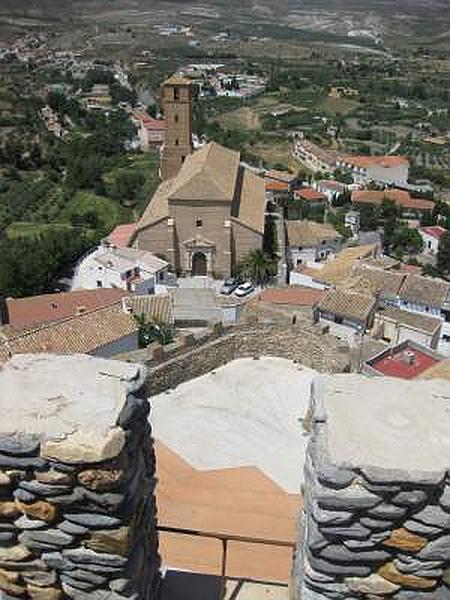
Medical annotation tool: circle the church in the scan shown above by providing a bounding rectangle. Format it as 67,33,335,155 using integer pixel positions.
132,74,266,278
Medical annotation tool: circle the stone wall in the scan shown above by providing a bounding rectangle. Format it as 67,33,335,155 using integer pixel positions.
0,354,160,600
297,375,450,600
146,323,350,395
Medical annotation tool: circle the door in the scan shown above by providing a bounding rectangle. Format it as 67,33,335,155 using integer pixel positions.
192,252,207,276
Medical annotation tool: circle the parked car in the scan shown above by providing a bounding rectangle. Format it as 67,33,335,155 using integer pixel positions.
220,277,240,295
234,282,255,297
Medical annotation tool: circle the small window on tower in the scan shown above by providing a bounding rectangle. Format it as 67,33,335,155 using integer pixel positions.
174,87,180,101
174,114,179,123
175,139,179,146
196,219,203,228
181,156,186,163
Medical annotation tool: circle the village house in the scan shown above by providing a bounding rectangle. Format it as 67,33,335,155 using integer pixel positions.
346,264,407,303
132,75,266,279
419,225,447,254
294,187,327,207
0,303,139,363
72,244,170,294
293,137,337,173
106,223,138,248
373,305,442,350
363,339,443,379
315,180,346,204
317,288,377,331
351,188,435,218
0,288,128,331
131,109,166,151
337,155,410,185
286,220,342,268
344,210,360,238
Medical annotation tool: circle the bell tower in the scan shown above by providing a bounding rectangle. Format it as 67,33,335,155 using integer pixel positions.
161,74,193,181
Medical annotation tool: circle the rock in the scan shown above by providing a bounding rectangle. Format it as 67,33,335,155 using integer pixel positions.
382,528,428,552
413,505,450,529
361,466,445,487
19,481,71,497
0,473,11,487
22,570,57,587
62,548,127,568
392,490,429,507
19,529,74,548
84,528,130,557
41,552,75,572
27,584,62,600
63,569,107,586
57,521,89,536
0,559,48,573
109,579,131,593
83,490,124,511
310,500,353,526
395,556,443,575
0,545,32,563
438,486,450,512
320,523,371,540
14,516,48,531
13,487,36,503
61,583,113,599
0,455,47,471
16,500,58,523
117,395,149,430
36,471,73,486
419,535,450,561
49,488,84,506
404,519,442,537
316,482,382,511
60,574,97,591
360,517,393,531
77,470,122,493
64,513,121,530
368,502,407,520
307,552,371,577
41,428,126,465
0,434,40,457
0,533,16,543
0,569,26,597
307,518,329,552
0,501,20,519
443,566,450,586
345,573,400,595
378,562,438,589
318,544,390,564
316,463,355,490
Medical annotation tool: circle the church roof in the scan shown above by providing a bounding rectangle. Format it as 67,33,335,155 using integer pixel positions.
136,141,266,234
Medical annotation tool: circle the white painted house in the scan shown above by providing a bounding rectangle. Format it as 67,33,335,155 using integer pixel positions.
286,220,342,269
419,226,447,255
72,244,170,294
336,155,409,186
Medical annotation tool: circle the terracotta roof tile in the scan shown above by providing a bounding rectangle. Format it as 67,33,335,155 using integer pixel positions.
0,303,138,363
286,220,341,247
399,274,450,308
420,226,447,241
106,223,137,248
319,288,376,323
259,286,325,307
294,188,327,202
375,305,442,336
123,294,174,324
6,289,128,330
349,265,406,297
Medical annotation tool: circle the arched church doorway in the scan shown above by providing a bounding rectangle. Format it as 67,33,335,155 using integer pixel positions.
191,252,207,276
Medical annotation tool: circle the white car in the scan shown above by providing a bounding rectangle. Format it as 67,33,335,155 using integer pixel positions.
234,282,255,297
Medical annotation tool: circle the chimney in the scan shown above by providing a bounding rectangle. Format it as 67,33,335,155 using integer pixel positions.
0,297,9,325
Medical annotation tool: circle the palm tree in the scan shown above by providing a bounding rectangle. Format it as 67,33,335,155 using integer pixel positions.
237,249,277,286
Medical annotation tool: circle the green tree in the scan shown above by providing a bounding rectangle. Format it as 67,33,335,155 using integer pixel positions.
437,231,450,275
237,249,277,286
114,171,145,205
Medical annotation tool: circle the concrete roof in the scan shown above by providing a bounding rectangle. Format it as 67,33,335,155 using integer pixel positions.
323,374,450,472
0,354,140,438
150,357,316,494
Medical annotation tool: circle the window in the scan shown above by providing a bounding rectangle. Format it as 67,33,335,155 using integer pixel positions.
174,87,180,101
174,114,179,123
181,155,186,163
196,219,203,228
96,280,102,288
175,139,179,146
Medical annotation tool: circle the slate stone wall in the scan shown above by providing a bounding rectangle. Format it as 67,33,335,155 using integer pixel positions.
297,380,450,599
0,375,160,599
146,323,350,395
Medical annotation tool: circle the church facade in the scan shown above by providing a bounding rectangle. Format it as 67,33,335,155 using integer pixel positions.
132,76,266,278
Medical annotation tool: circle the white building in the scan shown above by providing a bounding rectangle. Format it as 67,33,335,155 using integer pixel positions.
419,226,447,255
286,220,342,269
72,245,170,294
344,211,360,239
336,155,410,186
